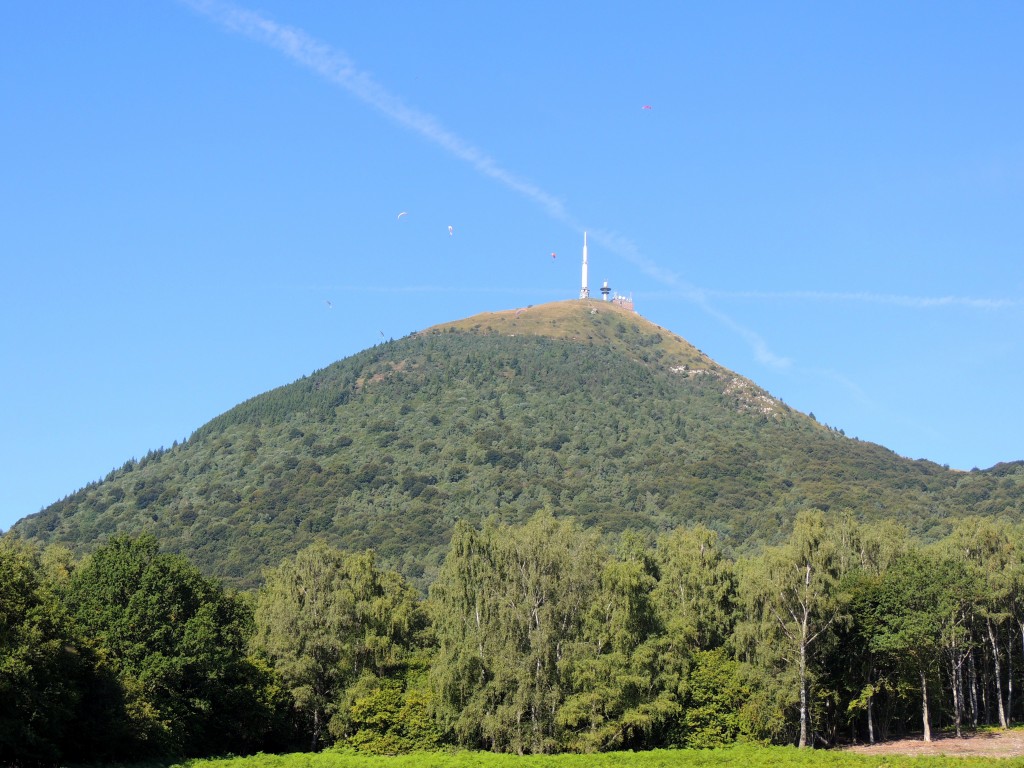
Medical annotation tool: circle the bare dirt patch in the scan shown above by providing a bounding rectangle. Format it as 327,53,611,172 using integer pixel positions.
845,729,1024,758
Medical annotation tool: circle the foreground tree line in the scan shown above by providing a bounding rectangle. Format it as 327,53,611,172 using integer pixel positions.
5,511,1024,764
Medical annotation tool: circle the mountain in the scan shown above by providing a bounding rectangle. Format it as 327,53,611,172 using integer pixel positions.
13,300,1024,588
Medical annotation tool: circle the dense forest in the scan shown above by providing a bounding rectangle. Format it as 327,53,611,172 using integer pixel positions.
7,512,1024,764
12,302,1024,589
7,300,1024,764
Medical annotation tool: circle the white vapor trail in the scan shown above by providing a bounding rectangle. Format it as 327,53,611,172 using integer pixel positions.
704,290,1019,310
179,0,790,369
180,0,571,224
585,229,790,367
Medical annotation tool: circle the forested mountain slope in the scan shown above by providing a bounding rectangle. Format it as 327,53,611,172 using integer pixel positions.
14,300,1024,588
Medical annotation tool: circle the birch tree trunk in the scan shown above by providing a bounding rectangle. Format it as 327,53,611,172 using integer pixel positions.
1008,635,1014,726
867,696,875,745
969,648,979,727
988,617,1008,728
799,637,809,749
921,670,932,742
951,655,963,738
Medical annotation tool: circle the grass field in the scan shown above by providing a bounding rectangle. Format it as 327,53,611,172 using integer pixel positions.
173,743,1024,768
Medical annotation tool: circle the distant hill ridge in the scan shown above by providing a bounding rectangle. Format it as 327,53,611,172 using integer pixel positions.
13,300,1024,588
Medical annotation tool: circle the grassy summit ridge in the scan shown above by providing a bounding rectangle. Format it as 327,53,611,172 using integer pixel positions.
428,300,717,370
14,300,1024,588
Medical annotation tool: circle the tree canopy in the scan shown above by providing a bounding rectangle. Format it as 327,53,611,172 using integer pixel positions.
8,514,1024,762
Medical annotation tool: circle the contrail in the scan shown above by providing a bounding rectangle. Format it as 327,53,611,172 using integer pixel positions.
180,0,787,368
701,290,1019,310
180,0,571,223
585,228,790,367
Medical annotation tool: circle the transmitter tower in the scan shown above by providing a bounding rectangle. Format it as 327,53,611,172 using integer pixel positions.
580,232,590,299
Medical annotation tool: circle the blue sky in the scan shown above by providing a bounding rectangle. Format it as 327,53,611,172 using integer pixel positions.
3,2,1023,532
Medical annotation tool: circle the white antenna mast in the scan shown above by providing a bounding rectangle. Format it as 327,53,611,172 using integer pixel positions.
580,231,590,299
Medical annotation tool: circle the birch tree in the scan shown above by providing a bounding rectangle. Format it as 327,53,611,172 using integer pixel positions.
736,510,846,748
559,536,676,751
948,517,1015,728
653,524,736,651
429,512,601,753
865,547,974,742
253,543,423,750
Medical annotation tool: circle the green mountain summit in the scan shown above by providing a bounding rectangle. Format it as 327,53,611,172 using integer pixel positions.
14,300,1024,587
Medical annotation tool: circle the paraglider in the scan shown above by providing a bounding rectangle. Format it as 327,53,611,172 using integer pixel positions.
397,211,408,220
448,225,454,236
551,252,556,259
641,104,653,110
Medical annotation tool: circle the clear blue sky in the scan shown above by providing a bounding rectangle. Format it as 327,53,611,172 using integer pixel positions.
3,1,1023,532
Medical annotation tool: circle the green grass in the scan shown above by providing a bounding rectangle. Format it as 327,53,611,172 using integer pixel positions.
426,299,717,372
173,744,1024,768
